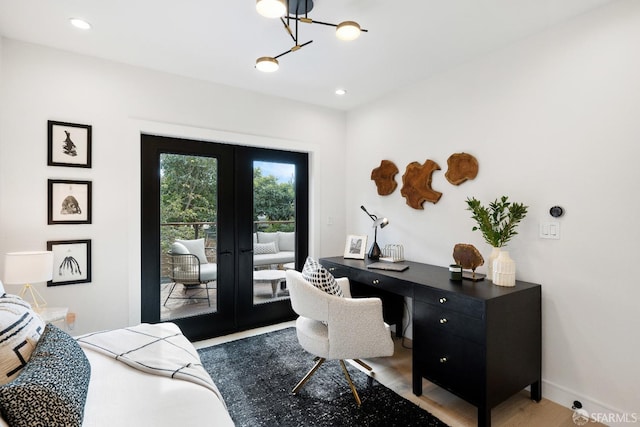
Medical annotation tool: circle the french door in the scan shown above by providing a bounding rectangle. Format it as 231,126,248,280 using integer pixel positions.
141,134,308,341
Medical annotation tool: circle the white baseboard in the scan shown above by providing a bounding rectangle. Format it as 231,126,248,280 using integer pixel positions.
542,379,638,427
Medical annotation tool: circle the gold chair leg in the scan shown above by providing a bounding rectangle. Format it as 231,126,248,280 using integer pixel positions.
353,359,375,386
292,357,326,394
353,359,372,372
340,360,362,406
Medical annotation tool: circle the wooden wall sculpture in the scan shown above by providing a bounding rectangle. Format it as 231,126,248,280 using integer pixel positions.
445,152,478,185
370,160,399,196
400,160,442,209
369,152,478,210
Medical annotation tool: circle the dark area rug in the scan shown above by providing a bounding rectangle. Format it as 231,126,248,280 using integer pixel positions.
198,327,449,427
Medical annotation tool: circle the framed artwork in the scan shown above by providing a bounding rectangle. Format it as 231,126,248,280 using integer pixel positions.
48,179,92,224
46,239,92,286
344,234,367,259
47,120,92,168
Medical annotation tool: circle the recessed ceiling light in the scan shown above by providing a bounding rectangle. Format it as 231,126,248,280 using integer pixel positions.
335,89,347,96
70,18,92,30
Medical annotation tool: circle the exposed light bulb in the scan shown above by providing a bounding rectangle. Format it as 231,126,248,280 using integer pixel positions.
256,57,279,72
69,18,92,30
335,89,347,96
336,21,361,41
256,0,287,19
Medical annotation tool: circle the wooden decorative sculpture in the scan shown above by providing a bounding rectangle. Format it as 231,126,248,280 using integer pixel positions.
370,160,399,195
445,152,479,185
452,243,485,281
400,160,442,209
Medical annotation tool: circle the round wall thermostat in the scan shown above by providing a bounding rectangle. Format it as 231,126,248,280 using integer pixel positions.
549,206,564,218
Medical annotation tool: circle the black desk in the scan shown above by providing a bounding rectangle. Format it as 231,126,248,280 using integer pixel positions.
320,256,541,427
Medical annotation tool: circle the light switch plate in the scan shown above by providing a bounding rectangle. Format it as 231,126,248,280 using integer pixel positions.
539,222,560,239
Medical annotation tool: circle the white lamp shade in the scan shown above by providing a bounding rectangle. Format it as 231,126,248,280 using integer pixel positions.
3,251,54,285
256,0,286,18
373,217,389,228
336,21,361,41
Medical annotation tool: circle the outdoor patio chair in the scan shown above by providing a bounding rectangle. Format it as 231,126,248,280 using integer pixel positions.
165,239,217,307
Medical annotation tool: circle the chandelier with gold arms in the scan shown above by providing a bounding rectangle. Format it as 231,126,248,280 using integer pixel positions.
255,0,368,72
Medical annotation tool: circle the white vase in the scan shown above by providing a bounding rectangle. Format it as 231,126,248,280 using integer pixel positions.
487,247,501,283
493,250,516,287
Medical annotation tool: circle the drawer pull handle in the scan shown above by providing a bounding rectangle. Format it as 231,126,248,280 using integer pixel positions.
439,297,447,304
439,357,448,363
439,318,448,324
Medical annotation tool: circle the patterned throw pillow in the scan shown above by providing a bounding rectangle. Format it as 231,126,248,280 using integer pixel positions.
0,324,91,427
254,242,278,255
257,232,280,252
301,257,344,297
0,295,45,385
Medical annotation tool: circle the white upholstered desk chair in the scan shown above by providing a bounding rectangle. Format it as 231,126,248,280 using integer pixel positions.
286,270,394,406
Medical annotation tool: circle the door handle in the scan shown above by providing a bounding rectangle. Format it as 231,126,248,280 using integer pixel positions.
240,248,254,254
219,250,232,256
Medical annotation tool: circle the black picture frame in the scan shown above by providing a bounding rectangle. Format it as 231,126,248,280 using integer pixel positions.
46,239,92,286
47,120,92,168
48,179,92,224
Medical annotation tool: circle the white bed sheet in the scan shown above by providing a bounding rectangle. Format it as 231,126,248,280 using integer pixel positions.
82,349,235,427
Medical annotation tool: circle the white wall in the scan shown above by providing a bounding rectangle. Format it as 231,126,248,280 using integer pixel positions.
0,39,347,334
346,0,640,421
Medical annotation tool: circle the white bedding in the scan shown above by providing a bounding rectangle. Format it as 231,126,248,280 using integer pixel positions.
82,349,234,427
0,323,235,427
76,323,222,399
78,323,235,427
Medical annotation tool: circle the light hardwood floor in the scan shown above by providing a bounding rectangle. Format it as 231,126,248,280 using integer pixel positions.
195,321,603,427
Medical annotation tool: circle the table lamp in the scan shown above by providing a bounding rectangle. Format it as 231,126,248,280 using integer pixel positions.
3,251,54,310
360,205,389,260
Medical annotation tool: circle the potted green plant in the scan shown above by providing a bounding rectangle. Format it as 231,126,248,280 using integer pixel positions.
465,196,528,285
465,196,528,248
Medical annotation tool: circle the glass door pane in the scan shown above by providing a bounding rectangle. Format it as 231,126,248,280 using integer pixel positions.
160,153,218,321
142,134,236,341
235,146,307,330
252,160,296,305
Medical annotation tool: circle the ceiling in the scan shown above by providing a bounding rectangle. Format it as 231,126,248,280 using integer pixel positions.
0,0,616,111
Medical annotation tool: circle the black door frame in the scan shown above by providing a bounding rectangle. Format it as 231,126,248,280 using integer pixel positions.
234,145,309,329
141,134,308,341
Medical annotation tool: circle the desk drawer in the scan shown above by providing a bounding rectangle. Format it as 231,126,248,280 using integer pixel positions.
324,262,413,297
323,263,349,278
414,285,483,319
414,330,483,403
415,301,483,344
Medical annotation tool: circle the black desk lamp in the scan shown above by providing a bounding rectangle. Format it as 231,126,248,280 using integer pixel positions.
360,205,389,260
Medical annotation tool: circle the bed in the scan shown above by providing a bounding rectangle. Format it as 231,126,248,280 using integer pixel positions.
0,314,234,427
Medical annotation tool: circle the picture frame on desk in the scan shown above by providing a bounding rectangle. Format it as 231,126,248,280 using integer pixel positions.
344,234,367,259
47,239,91,286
